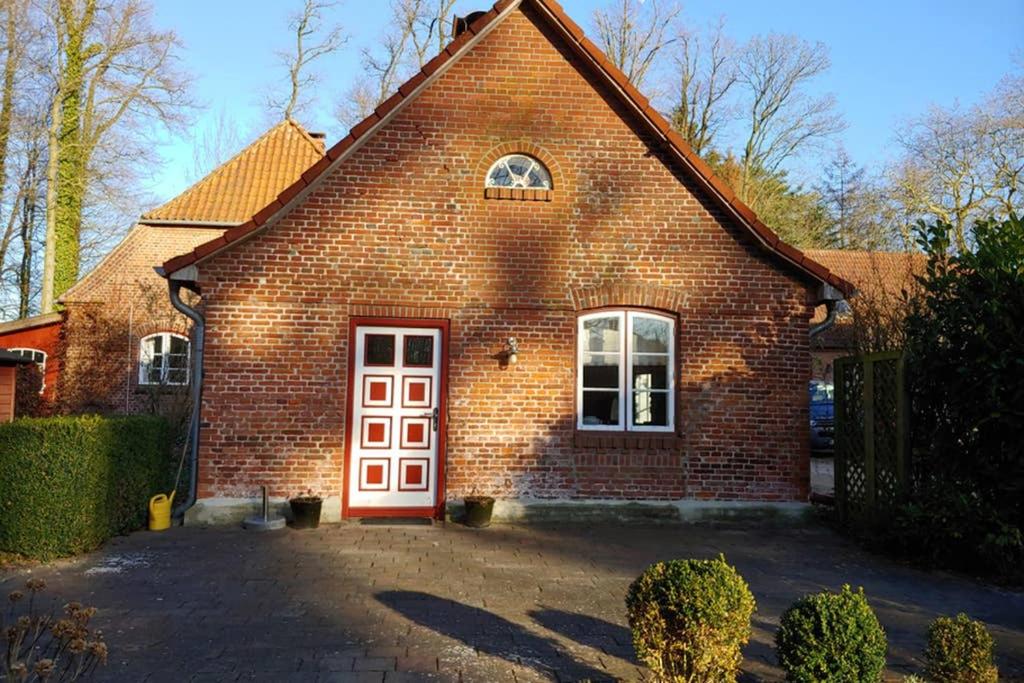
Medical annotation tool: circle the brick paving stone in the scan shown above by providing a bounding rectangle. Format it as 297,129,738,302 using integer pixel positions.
2,521,1023,682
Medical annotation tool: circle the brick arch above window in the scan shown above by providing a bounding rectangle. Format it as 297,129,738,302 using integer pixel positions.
477,142,562,202
571,282,686,313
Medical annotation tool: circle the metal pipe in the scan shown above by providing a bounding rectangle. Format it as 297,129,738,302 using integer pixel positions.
167,278,204,519
809,299,840,338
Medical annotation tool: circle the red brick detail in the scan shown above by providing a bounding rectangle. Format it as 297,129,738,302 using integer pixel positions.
571,282,687,312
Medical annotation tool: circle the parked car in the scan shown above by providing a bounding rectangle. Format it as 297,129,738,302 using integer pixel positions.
809,381,834,455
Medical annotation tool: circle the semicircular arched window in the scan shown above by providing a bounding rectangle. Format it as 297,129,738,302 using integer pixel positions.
485,154,552,190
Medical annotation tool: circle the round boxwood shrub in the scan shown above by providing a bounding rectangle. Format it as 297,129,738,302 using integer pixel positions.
926,613,998,683
775,585,887,682
625,555,756,682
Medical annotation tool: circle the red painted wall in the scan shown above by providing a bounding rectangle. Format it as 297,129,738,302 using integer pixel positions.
0,319,62,403
193,5,814,505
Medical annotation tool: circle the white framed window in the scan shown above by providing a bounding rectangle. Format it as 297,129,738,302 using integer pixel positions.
10,348,46,392
485,154,552,189
139,332,190,386
577,310,675,432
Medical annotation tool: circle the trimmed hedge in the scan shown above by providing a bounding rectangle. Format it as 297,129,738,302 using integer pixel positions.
626,556,756,682
776,585,887,682
926,614,998,683
0,415,172,559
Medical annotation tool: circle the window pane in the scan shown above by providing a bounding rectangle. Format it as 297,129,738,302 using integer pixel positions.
583,353,619,388
582,391,620,427
365,334,395,365
632,316,671,353
147,362,163,385
582,316,620,352
167,353,189,371
169,336,188,354
632,355,668,390
167,368,188,385
403,335,433,367
150,335,163,354
633,391,669,427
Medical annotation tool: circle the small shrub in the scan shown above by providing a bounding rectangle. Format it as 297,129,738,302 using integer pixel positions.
775,585,887,682
0,414,171,559
926,613,998,683
626,555,755,682
2,578,109,681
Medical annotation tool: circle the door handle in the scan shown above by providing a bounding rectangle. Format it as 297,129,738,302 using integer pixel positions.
418,407,439,432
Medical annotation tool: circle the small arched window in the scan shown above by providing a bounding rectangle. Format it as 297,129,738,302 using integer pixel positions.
577,310,675,432
139,332,190,386
485,154,552,189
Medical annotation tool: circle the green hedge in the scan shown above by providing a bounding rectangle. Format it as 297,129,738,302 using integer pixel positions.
0,415,172,559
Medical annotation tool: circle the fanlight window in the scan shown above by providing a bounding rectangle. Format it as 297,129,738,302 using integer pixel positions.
485,154,552,190
139,332,190,386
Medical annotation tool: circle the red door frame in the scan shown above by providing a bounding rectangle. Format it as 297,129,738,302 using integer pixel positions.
342,317,449,519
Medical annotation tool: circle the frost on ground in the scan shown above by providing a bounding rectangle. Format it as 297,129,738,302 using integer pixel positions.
84,553,153,575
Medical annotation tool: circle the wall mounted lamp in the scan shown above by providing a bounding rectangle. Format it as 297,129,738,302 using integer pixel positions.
504,337,520,365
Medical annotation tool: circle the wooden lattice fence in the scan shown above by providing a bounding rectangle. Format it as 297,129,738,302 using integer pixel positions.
834,351,909,526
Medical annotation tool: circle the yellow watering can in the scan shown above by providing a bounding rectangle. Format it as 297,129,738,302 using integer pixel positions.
148,491,175,531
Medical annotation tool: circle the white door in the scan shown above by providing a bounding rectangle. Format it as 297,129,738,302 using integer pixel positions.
348,325,443,514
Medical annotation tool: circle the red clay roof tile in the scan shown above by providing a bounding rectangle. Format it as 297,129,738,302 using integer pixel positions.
143,119,325,224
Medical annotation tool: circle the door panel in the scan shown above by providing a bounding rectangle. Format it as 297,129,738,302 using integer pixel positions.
347,324,443,514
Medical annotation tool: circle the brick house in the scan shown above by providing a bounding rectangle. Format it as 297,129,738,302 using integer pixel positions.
0,120,325,414
805,249,925,384
159,0,852,523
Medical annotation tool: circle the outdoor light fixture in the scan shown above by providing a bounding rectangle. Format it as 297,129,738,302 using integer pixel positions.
504,337,520,365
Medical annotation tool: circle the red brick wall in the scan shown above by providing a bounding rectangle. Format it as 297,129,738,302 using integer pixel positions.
59,224,222,414
195,5,814,503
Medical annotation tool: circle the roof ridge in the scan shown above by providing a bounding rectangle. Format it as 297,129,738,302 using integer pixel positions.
160,0,854,297
285,117,327,155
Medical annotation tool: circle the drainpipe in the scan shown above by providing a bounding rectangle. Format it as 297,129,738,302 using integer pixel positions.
810,284,845,339
166,277,204,519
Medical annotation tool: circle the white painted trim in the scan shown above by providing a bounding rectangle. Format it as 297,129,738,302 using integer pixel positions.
576,310,675,433
138,331,191,386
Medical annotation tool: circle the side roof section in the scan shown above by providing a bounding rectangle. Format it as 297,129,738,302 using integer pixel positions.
143,119,326,225
160,0,853,298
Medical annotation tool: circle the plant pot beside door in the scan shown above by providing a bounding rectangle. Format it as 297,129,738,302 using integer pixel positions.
463,496,495,528
289,494,323,529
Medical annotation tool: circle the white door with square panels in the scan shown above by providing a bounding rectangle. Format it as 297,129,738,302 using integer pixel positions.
348,326,442,512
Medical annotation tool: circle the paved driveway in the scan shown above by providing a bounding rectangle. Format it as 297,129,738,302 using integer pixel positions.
3,520,1022,682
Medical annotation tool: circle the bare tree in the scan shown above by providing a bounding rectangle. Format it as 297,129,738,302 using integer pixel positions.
337,0,456,127
888,76,1023,252
735,33,844,207
271,0,347,122
592,0,679,89
817,147,893,250
188,107,246,182
38,0,193,311
668,17,736,157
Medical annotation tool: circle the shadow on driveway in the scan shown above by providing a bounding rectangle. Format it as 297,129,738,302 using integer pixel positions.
377,590,616,681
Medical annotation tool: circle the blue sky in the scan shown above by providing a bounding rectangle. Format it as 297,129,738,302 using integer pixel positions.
146,0,1022,206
